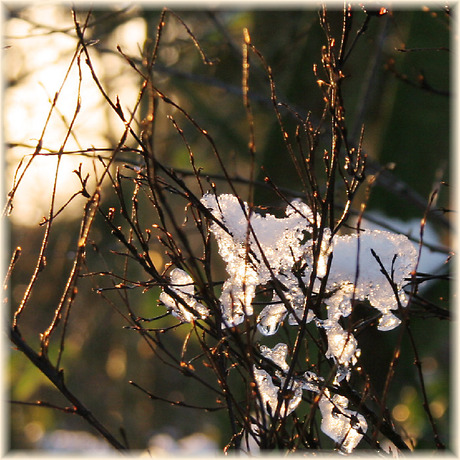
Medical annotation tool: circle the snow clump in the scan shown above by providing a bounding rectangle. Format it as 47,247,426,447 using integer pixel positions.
159,268,209,322
159,194,418,453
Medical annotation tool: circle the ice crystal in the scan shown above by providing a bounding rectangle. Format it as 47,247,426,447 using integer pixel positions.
159,268,209,322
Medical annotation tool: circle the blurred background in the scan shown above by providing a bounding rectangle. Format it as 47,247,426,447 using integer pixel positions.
4,4,451,453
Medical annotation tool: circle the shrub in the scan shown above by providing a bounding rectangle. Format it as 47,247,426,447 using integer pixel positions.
5,4,451,454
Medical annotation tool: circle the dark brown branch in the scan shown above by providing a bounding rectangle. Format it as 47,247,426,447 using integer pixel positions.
9,327,127,451
129,380,224,411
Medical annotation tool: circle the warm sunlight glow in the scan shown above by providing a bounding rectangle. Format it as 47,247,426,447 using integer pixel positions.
4,5,146,226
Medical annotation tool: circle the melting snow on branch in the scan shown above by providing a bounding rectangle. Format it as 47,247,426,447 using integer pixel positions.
326,230,417,331
260,343,290,373
200,194,416,332
200,193,329,329
160,194,419,452
253,366,303,418
159,268,209,322
318,390,368,454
